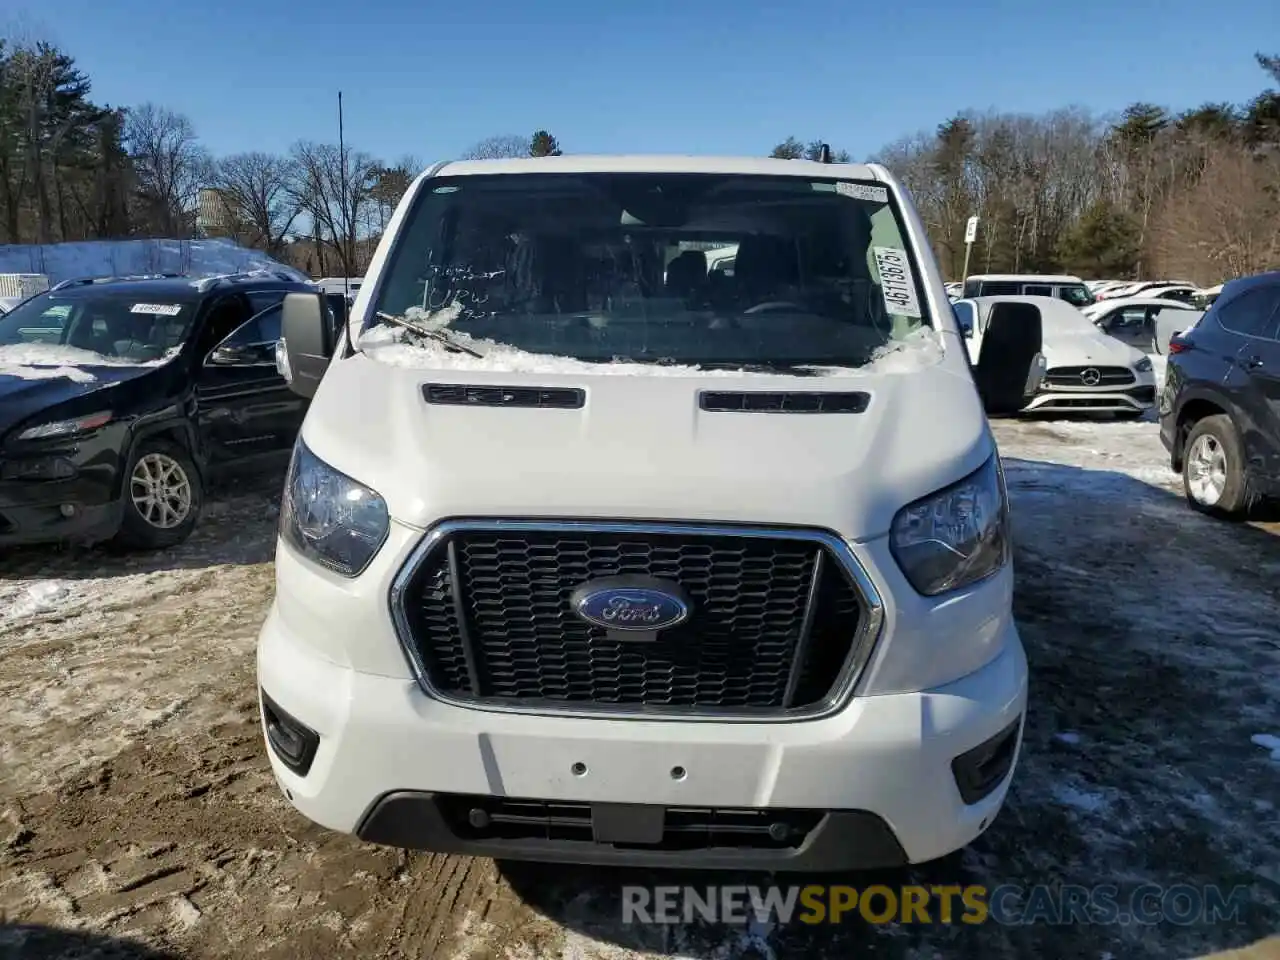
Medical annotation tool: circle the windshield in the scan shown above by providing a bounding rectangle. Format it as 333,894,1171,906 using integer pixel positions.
368,172,931,370
1057,284,1094,308
0,291,198,365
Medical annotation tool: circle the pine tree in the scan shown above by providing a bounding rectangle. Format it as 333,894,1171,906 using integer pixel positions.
529,130,562,157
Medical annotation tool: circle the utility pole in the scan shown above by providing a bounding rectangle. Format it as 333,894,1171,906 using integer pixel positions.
338,91,350,302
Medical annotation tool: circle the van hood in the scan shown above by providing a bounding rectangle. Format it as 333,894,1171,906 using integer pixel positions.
301,350,993,542
1043,330,1143,367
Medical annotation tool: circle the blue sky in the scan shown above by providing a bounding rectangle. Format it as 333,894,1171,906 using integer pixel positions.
25,0,1280,165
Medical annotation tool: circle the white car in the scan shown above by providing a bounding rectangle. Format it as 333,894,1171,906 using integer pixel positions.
1081,296,1202,355
955,295,1156,418
259,155,1047,871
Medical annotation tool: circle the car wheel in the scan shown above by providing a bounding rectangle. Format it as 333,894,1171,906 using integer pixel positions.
1182,415,1249,518
113,440,203,549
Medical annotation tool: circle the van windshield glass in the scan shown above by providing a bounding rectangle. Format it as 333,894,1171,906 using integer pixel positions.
367,172,932,371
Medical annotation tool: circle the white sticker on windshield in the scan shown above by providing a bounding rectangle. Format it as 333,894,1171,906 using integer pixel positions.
836,182,888,203
872,247,922,318
131,303,183,316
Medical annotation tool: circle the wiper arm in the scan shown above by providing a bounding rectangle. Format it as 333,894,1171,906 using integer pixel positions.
374,310,484,359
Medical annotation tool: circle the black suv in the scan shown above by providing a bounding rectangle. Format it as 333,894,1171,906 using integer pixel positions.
1159,271,1280,517
0,273,336,550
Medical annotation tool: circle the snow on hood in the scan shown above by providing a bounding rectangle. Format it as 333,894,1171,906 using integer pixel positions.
357,310,944,379
0,343,182,383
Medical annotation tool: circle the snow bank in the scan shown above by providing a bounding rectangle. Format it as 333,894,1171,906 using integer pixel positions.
0,238,307,286
359,312,943,379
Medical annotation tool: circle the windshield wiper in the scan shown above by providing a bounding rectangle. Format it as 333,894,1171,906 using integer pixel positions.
374,310,484,358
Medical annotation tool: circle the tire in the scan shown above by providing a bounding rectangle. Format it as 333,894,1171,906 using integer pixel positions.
112,439,203,550
1181,415,1250,519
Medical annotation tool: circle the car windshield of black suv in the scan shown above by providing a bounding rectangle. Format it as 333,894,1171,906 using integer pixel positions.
366,172,934,372
0,291,199,367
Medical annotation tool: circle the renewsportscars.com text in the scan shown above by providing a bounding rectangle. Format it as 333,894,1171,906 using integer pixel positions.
621,884,1250,927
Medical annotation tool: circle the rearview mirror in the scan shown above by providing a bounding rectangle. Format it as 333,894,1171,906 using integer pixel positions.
279,292,335,398
973,301,1043,416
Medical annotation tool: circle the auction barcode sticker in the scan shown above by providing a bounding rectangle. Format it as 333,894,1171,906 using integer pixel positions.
130,303,184,315
872,247,922,318
836,182,888,203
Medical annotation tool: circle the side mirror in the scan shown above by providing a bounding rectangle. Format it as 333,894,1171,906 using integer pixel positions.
973,301,1043,416
279,292,335,398
207,343,274,367
207,345,245,366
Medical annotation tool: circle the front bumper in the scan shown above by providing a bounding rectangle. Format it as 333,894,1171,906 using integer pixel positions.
257,587,1029,868
0,474,121,546
1022,384,1155,415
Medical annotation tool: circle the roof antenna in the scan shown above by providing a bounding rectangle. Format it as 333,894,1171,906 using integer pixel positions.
818,143,832,164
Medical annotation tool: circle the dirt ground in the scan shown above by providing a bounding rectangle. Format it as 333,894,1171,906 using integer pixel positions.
1,418,1277,960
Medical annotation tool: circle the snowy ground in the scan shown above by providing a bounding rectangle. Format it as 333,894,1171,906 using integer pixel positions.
1,392,1279,959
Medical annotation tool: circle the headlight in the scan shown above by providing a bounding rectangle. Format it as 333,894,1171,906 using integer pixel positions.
280,440,389,576
17,411,112,441
890,455,1009,596
1134,356,1153,373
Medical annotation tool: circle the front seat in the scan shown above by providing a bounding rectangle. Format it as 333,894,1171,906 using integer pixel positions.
732,235,799,307
665,250,707,301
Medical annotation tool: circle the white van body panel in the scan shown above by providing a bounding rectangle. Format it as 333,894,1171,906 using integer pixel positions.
260,155,1030,871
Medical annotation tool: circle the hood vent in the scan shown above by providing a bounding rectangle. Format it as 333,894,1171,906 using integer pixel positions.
699,390,870,414
424,383,585,409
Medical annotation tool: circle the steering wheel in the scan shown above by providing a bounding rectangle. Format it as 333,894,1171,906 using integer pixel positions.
742,301,808,315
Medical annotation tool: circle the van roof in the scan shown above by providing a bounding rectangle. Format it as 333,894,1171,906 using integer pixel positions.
431,155,883,182
966,274,1086,284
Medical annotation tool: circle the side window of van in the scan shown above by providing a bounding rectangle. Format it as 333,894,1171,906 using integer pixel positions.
978,282,1020,296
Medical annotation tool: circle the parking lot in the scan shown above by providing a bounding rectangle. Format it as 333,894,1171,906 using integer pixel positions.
1,400,1277,960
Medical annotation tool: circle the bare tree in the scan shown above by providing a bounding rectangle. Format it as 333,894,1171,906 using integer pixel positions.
1151,143,1280,282
460,134,528,160
125,103,209,236
289,140,379,276
211,151,299,255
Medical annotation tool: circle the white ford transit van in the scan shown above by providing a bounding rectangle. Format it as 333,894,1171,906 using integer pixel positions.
259,155,1044,870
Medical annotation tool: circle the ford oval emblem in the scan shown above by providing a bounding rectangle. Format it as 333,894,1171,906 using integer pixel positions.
569,575,692,633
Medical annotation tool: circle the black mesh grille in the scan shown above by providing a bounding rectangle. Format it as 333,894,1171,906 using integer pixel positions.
399,526,866,713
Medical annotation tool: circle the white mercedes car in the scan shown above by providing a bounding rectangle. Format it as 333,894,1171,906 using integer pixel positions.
954,295,1156,418
1080,296,1202,355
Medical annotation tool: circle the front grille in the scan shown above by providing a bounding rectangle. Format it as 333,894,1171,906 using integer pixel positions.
393,522,872,717
436,795,824,850
1037,396,1124,408
1044,365,1135,387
